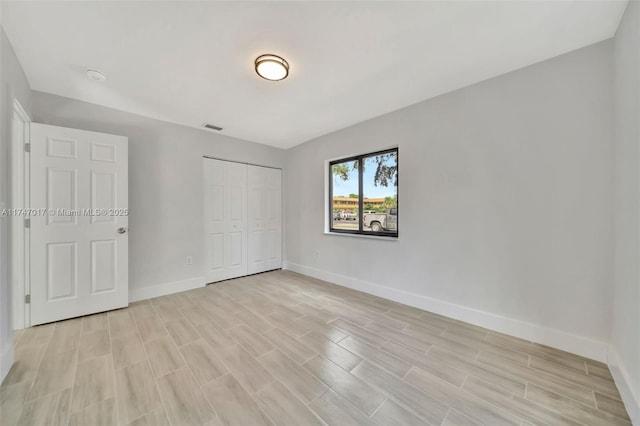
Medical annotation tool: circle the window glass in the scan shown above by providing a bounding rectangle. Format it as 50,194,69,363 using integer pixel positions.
362,152,398,234
331,160,360,231
329,148,398,237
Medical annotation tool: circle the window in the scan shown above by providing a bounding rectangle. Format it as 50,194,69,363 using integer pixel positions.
329,148,398,237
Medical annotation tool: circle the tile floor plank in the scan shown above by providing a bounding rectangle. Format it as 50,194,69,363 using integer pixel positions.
404,367,521,426
263,328,316,365
428,346,527,397
14,324,54,350
298,331,363,371
595,392,632,420
477,348,598,407
144,336,185,378
127,406,170,426
309,388,373,426
234,309,274,334
78,329,111,362
462,375,584,426
365,321,432,353
441,408,483,426
381,340,467,386
526,384,631,426
529,355,622,400
297,315,349,343
258,349,327,404
352,361,449,425
45,319,81,356
0,381,31,426
26,349,77,401
371,398,425,426
330,319,387,347
81,313,108,333
180,339,229,386
114,361,162,424
68,398,117,426
111,331,147,370
136,315,169,343
202,374,272,426
17,388,71,426
219,344,275,394
156,367,217,426
339,336,412,378
303,355,385,415
70,354,115,413
254,381,325,426
2,346,45,387
227,325,274,357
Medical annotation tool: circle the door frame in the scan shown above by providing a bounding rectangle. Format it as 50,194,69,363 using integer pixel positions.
10,100,31,330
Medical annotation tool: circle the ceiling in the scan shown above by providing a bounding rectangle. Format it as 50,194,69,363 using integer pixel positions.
1,1,627,149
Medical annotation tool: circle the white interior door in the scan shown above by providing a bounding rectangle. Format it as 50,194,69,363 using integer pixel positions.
248,165,281,274
30,123,128,325
204,159,247,282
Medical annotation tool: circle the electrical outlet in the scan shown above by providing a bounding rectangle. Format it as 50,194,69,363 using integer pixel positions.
186,256,193,265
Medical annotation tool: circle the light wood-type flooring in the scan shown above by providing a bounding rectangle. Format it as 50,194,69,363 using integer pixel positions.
0,270,631,425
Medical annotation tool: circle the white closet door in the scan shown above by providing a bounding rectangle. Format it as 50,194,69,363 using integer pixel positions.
204,159,247,282
30,123,128,325
248,165,281,274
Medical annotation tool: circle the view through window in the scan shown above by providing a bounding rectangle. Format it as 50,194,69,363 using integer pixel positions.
329,148,398,236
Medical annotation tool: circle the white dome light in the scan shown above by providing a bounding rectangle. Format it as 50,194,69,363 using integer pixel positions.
255,54,289,81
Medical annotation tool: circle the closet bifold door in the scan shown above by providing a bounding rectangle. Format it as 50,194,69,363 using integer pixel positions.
248,165,282,275
204,158,248,283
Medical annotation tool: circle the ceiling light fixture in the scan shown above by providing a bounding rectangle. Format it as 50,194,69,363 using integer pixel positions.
255,54,289,81
85,68,107,82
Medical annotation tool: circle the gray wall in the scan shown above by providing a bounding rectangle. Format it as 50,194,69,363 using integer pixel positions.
285,40,614,346
612,0,640,420
32,92,285,295
0,28,32,381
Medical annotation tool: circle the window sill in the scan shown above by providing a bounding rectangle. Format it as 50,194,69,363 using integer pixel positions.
324,231,398,241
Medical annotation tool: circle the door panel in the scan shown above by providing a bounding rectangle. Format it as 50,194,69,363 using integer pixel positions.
47,168,77,225
204,159,247,282
248,166,267,274
30,123,128,325
47,241,77,300
248,165,281,274
90,171,116,223
91,240,116,294
204,165,226,281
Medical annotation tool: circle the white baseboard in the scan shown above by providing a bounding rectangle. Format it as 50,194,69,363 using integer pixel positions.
0,343,13,385
285,262,609,362
129,276,206,303
608,347,640,425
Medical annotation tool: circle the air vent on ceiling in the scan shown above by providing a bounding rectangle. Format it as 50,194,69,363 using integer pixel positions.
203,123,223,131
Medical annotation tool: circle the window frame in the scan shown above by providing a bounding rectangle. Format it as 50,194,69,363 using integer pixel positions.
328,147,398,238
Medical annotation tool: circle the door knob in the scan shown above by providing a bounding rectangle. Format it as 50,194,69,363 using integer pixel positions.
117,227,127,234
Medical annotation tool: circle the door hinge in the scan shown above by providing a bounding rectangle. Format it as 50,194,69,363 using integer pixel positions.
24,218,30,228
24,294,30,304
24,143,30,152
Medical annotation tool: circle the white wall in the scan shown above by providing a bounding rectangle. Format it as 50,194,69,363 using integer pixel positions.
611,0,640,422
285,40,615,361
0,27,32,382
32,92,285,300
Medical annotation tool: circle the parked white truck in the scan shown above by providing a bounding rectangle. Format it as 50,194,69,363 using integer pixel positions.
333,211,358,221
363,208,398,232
